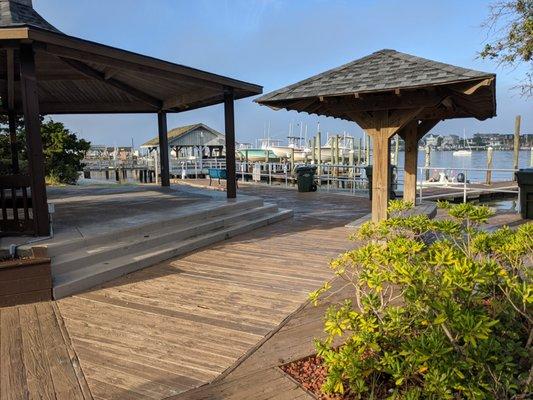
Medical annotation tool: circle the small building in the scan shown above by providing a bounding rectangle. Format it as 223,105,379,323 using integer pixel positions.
141,123,225,159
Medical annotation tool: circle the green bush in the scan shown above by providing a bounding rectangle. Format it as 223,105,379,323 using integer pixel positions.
0,117,90,184
310,201,532,399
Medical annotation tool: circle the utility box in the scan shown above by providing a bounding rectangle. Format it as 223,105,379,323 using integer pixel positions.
516,168,533,219
365,165,397,201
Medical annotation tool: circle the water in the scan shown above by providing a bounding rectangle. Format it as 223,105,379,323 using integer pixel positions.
394,149,532,183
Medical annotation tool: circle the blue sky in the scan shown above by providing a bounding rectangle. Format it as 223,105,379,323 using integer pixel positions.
35,0,531,146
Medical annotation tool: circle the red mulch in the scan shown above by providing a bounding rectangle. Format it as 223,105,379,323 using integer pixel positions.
280,354,355,399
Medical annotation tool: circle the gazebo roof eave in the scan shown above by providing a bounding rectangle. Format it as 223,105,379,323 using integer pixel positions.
0,25,263,96
255,75,495,104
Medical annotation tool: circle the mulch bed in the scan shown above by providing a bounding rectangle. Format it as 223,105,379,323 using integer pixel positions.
280,354,355,399
281,354,395,399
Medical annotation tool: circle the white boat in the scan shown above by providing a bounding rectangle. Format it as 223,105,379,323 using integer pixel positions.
453,129,472,157
453,149,472,157
268,145,310,162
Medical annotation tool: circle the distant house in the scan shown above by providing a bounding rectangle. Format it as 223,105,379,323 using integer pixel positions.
424,134,440,148
141,123,225,159
85,145,135,160
441,134,460,149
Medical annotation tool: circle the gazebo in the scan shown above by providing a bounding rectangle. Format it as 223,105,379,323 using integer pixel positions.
0,0,261,236
256,49,496,221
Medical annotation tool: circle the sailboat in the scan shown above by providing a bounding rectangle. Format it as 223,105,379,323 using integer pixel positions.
453,129,472,157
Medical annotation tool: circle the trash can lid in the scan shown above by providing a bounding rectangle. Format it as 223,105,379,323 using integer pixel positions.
295,165,317,172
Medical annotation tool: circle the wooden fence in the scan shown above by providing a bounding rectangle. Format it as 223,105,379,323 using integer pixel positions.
0,175,34,235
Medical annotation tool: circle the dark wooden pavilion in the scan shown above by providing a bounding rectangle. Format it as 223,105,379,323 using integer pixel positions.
257,49,496,221
0,0,261,236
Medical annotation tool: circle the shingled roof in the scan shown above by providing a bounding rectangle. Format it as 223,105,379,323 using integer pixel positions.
257,49,494,102
141,123,224,147
0,0,60,33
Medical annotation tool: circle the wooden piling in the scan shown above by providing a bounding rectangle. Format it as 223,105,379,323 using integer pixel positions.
311,136,316,164
317,131,322,178
486,146,493,184
365,134,370,165
424,145,431,181
394,135,399,166
513,115,521,180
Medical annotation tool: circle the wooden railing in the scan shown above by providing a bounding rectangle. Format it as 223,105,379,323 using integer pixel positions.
0,175,34,235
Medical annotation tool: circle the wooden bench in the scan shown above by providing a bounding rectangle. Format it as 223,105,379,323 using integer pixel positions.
208,168,239,187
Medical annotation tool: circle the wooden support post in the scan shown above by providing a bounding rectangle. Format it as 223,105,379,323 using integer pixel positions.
486,146,493,185
403,122,418,205
19,44,49,236
8,111,19,173
224,89,237,199
316,131,322,181
157,111,170,187
369,134,391,222
513,115,521,180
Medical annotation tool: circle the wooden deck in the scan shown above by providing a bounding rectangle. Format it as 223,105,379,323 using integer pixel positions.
0,301,90,400
1,186,369,399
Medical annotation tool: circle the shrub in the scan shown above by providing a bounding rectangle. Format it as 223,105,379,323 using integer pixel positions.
310,201,532,399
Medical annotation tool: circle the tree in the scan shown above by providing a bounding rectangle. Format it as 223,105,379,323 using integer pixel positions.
480,0,533,96
0,117,90,184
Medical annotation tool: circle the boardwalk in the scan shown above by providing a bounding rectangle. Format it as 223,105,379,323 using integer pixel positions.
1,186,370,399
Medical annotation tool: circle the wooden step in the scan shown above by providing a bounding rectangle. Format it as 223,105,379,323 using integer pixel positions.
53,208,293,299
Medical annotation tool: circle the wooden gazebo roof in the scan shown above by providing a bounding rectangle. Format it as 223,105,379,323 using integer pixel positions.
257,49,496,222
0,0,262,115
256,49,496,122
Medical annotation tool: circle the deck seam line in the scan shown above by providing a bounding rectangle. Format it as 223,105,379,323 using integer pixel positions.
52,302,94,400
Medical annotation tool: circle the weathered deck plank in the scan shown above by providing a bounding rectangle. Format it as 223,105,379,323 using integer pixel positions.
56,186,367,399
0,302,90,400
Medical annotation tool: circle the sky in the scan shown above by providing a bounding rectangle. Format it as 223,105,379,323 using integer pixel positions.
34,0,532,147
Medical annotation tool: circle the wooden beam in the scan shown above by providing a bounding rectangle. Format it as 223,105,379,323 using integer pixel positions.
157,111,170,187
57,57,163,109
450,78,493,95
224,89,237,199
323,91,445,113
19,44,49,236
39,43,226,92
162,88,215,110
417,119,440,141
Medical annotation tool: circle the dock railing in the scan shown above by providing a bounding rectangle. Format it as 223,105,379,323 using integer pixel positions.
416,166,519,204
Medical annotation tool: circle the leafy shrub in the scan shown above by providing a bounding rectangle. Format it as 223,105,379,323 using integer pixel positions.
310,201,532,399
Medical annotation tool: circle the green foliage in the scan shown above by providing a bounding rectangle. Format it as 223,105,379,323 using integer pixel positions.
0,116,90,184
40,120,90,184
311,201,533,399
480,0,533,97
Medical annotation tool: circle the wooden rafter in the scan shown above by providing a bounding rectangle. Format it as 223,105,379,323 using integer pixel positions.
57,57,163,109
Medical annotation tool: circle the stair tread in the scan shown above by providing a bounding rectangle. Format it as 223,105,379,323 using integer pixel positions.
44,197,265,256
54,208,292,288
53,203,278,266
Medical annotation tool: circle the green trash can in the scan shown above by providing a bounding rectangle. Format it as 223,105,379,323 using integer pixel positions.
516,168,533,219
296,166,317,192
365,165,397,200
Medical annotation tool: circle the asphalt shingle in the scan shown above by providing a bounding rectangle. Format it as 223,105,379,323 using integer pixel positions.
257,49,494,103
0,0,60,33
